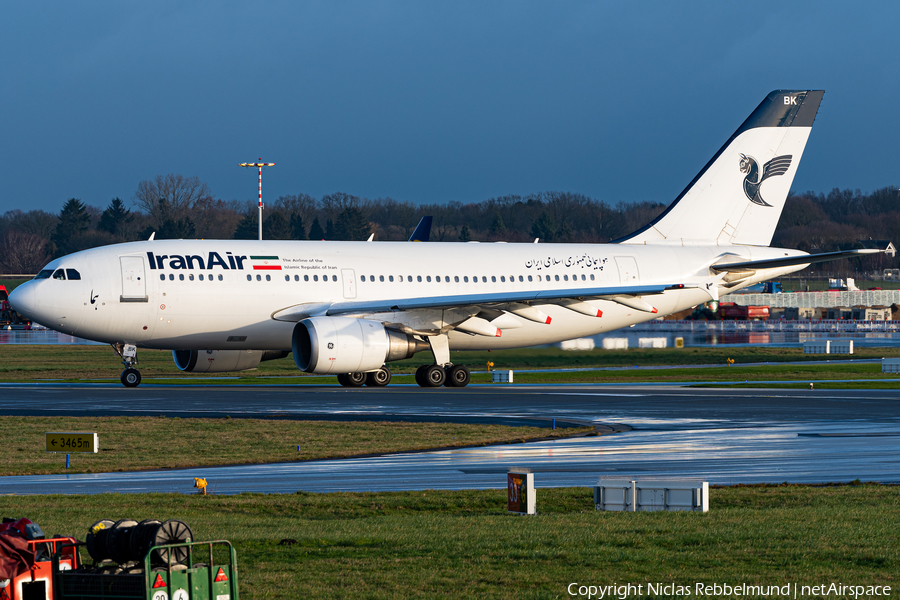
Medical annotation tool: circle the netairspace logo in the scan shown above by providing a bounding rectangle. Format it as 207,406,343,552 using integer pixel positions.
566,582,892,599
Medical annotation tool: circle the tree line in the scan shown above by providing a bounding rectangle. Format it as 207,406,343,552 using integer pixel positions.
0,173,897,275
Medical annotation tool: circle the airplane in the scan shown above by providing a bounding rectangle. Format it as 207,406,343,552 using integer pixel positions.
9,90,891,388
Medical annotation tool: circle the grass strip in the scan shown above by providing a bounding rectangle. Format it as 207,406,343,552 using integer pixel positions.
0,345,895,377
0,416,592,476
1,486,896,599
3,345,900,385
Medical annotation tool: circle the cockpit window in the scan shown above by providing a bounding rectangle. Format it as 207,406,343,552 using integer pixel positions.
35,270,53,280
52,269,66,280
65,269,81,280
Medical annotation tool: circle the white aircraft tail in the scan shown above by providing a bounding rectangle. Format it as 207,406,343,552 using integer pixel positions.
617,90,824,247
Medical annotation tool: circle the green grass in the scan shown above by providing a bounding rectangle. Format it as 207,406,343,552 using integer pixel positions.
2,485,896,599
3,345,900,385
0,277,29,293
0,416,591,476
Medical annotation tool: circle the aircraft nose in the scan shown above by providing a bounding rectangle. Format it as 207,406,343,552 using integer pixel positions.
8,283,36,321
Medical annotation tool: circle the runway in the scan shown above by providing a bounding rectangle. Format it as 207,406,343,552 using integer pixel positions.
0,384,898,494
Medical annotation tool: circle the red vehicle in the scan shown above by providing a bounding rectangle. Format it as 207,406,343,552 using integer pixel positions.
0,519,78,600
718,302,770,321
0,285,30,327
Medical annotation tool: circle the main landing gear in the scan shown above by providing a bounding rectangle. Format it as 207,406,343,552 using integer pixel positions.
337,365,392,388
113,342,142,388
334,333,471,388
414,363,470,387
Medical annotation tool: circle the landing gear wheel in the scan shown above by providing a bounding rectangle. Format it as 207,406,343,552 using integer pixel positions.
445,364,470,387
421,364,446,387
121,368,141,388
365,366,391,387
414,365,429,387
337,373,349,387
345,372,366,387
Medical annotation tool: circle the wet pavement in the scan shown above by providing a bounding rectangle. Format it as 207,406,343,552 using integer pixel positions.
0,384,897,494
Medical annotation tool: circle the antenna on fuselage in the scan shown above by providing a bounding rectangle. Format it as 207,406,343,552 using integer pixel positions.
239,159,276,241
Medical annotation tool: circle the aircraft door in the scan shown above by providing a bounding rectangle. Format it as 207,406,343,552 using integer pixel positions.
341,269,357,299
615,256,640,285
120,256,148,302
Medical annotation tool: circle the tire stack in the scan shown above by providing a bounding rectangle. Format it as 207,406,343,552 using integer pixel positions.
85,518,193,569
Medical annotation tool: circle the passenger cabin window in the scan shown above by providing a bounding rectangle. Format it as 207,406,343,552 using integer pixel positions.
35,270,53,280
160,274,165,281
53,269,66,280
66,269,81,280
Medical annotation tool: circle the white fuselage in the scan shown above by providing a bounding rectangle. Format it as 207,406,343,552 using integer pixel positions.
12,239,802,352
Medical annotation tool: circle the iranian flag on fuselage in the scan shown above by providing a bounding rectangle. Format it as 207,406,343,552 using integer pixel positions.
250,256,281,270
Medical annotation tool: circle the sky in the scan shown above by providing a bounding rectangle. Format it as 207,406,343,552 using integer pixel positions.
2,1,898,215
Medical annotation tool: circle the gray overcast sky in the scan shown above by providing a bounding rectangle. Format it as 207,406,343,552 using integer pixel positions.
2,1,898,214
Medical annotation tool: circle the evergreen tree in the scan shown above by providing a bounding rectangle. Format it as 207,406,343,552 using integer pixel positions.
156,218,196,239
458,224,472,242
233,213,258,240
308,217,325,240
489,212,506,236
264,212,291,239
325,219,335,240
290,213,307,240
333,207,370,240
530,211,557,242
98,198,132,237
52,198,91,255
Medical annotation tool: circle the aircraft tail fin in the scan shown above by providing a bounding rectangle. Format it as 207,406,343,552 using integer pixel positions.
616,90,824,247
408,216,433,242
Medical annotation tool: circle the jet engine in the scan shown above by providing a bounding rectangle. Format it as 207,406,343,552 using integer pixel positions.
173,349,289,373
292,317,428,373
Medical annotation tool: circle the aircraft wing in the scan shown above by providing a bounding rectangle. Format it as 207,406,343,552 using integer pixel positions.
711,249,887,272
272,283,684,322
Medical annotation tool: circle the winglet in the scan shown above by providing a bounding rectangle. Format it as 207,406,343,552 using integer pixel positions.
408,216,433,242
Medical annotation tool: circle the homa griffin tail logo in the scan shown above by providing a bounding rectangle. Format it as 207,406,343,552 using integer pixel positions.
739,154,793,207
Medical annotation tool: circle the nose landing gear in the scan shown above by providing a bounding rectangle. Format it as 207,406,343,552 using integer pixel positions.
112,343,141,388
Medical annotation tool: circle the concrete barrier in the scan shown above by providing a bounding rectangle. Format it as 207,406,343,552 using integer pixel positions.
638,337,667,349
491,370,513,383
594,479,708,512
602,338,628,350
882,358,900,373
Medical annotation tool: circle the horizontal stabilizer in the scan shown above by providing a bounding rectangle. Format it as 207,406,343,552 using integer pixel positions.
711,249,886,272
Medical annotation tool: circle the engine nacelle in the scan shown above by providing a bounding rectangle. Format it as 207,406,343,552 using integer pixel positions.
292,317,427,374
173,349,289,373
